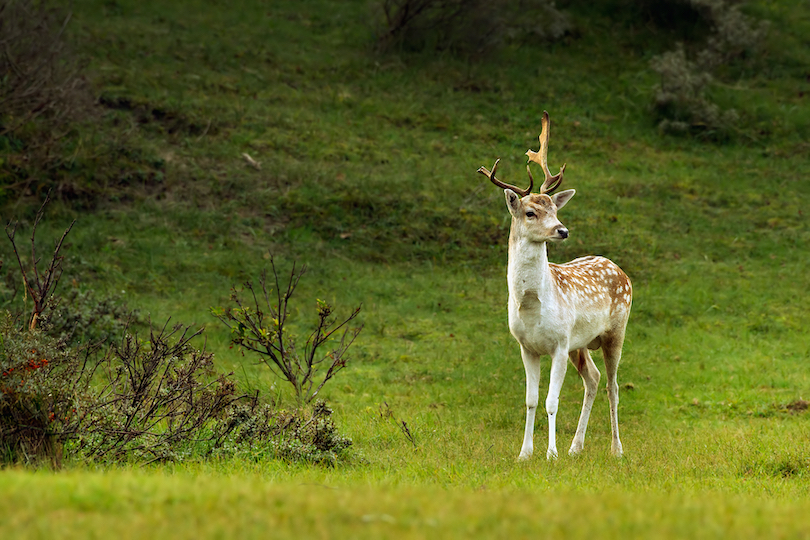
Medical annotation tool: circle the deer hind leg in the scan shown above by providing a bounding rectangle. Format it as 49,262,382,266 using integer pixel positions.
602,334,626,457
568,348,600,456
518,347,542,461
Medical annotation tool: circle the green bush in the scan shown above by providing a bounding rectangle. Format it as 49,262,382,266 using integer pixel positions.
40,288,138,347
650,0,768,137
212,400,352,464
0,313,88,465
651,44,740,136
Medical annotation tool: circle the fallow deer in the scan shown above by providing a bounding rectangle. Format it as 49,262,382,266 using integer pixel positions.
478,111,632,460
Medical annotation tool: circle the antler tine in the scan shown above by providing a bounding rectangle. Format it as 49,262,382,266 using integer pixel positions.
525,111,567,195
542,163,566,194
478,158,533,197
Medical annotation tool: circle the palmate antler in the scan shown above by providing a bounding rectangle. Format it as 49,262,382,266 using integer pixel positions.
477,110,566,197
526,111,566,195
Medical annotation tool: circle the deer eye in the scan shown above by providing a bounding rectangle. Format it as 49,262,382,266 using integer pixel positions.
526,211,536,218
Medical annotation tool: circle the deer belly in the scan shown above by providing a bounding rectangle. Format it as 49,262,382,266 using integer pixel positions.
568,312,611,350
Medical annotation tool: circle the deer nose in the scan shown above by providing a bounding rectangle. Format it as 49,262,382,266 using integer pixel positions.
557,228,569,239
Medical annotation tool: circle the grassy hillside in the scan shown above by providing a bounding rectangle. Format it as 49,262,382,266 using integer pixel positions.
1,0,809,537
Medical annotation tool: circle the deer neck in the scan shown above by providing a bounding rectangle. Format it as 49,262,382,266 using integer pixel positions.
507,231,553,301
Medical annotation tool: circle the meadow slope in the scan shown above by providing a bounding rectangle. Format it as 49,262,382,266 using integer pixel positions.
1,0,809,537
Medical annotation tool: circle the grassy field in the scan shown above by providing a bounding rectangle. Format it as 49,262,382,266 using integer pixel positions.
1,0,809,537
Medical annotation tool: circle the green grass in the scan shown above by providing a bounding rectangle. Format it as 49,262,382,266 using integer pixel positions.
2,0,810,537
2,421,810,538
1,471,805,539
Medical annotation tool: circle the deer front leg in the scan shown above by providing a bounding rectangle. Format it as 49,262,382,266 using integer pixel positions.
545,348,569,460
518,347,542,461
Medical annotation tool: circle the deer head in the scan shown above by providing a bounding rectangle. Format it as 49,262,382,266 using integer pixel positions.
478,111,575,242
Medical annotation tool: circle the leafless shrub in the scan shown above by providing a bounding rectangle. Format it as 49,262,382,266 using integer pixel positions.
4,192,75,331
212,259,363,406
0,198,102,466
76,322,242,464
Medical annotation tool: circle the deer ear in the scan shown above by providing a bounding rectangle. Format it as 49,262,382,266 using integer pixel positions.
551,189,575,210
504,189,522,217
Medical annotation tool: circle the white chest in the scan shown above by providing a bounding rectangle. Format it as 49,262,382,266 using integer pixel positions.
507,265,619,355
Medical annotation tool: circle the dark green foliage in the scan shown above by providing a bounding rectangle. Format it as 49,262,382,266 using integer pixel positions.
374,0,571,57
39,288,136,346
212,400,352,464
649,0,769,137
0,0,95,204
74,323,241,464
0,314,90,465
277,187,504,263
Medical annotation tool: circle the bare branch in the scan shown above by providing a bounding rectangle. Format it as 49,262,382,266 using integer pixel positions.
4,193,75,330
214,261,362,406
